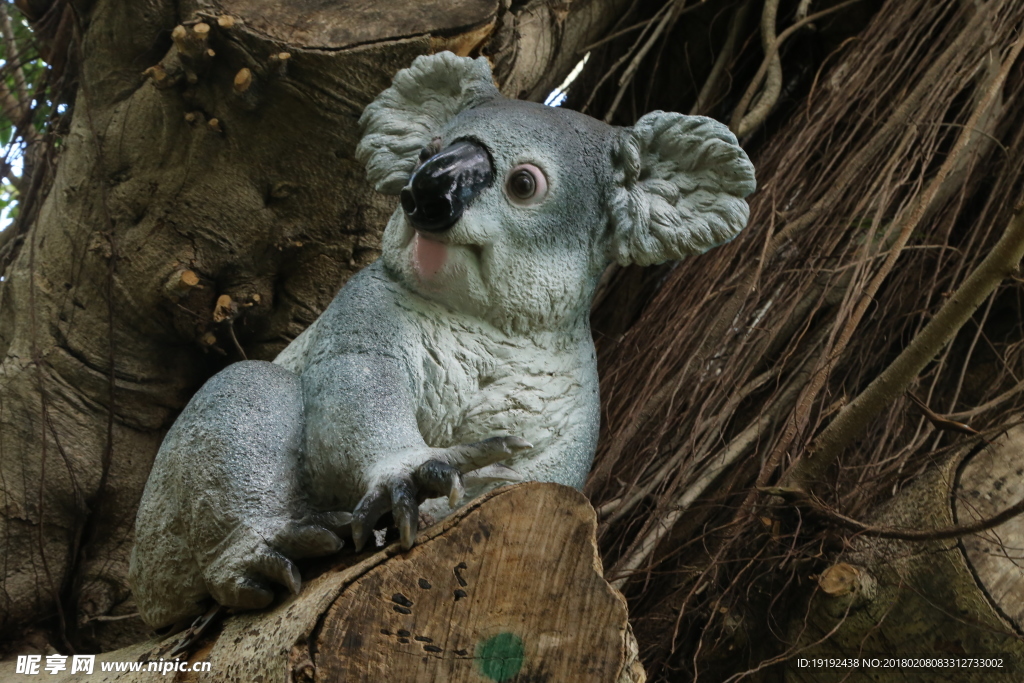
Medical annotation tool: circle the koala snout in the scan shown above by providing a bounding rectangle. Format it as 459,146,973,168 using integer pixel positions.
400,140,493,234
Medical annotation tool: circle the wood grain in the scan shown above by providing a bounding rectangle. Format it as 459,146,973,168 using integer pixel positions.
317,483,634,682
955,425,1024,631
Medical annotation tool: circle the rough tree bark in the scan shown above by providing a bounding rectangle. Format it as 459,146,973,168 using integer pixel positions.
0,0,631,651
790,430,1024,681
0,483,647,682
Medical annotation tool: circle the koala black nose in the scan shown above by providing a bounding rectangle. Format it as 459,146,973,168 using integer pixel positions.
400,140,493,233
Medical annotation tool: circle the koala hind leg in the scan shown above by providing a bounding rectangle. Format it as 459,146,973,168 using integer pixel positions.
131,361,346,627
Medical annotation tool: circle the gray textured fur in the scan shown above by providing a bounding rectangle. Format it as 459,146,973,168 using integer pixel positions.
129,52,755,628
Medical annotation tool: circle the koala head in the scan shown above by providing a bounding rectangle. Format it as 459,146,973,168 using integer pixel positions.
356,52,755,335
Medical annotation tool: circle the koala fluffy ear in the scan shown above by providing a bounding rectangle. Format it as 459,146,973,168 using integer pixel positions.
356,52,500,195
608,112,756,266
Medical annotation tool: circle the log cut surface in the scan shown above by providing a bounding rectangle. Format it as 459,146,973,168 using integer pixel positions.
0,483,644,682
955,425,1024,631
317,482,635,681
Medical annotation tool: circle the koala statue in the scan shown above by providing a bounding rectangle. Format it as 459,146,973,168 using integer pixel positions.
129,51,755,628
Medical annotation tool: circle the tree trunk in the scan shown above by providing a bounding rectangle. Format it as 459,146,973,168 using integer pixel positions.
788,432,1024,681
0,483,646,682
0,0,631,651
956,425,1024,632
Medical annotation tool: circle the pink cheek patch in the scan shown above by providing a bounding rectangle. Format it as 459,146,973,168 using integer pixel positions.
412,233,448,281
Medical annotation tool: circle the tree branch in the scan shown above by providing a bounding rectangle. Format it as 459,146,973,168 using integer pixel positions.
0,78,28,128
607,351,815,589
0,1,31,106
784,200,1024,489
764,482,1024,541
730,0,864,137
732,0,781,136
690,0,752,116
777,35,1024,491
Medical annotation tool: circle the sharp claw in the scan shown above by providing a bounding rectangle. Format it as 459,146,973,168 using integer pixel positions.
336,511,354,527
213,579,274,611
390,479,418,551
256,548,301,595
464,463,523,485
491,463,524,479
351,520,368,553
448,474,465,508
399,515,417,551
312,510,353,531
502,436,533,452
284,563,301,595
351,488,388,553
279,523,343,558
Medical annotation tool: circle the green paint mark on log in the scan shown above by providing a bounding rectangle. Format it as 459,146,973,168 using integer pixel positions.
476,632,524,681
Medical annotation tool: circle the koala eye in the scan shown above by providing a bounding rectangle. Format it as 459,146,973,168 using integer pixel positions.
505,164,548,205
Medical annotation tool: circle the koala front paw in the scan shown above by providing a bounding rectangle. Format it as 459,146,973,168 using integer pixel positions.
351,436,530,552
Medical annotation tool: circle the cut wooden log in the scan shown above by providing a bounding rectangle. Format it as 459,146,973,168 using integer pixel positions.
0,483,644,682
